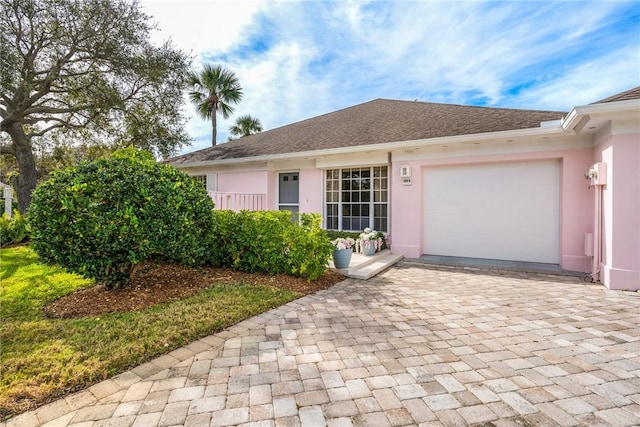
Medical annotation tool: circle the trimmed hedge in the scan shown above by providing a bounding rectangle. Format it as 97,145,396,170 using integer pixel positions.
212,210,333,280
28,148,216,289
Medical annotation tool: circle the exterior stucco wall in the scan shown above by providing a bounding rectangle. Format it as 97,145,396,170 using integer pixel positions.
267,168,324,213
594,133,640,290
217,170,269,194
390,148,594,272
266,161,323,212
389,160,423,257
560,149,596,272
181,162,324,214
299,168,324,214
266,170,277,210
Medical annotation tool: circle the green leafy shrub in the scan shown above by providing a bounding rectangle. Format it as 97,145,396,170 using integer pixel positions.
212,210,332,280
28,148,215,289
286,213,334,279
0,211,30,246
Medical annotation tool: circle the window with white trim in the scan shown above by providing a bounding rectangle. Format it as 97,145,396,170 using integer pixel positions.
191,174,217,192
192,175,207,188
325,166,388,232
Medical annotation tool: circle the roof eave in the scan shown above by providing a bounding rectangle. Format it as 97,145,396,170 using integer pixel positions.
562,99,640,131
170,125,568,169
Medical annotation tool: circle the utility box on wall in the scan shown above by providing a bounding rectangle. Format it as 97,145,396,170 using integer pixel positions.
585,162,607,186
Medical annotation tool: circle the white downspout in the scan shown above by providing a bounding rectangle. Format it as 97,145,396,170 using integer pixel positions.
586,162,607,282
592,184,602,281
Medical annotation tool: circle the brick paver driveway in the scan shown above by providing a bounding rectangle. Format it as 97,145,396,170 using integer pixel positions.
7,261,640,427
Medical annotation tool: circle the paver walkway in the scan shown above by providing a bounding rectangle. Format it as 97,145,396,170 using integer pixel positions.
5,261,640,427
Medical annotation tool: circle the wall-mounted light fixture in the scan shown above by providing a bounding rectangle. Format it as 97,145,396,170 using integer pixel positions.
584,162,607,187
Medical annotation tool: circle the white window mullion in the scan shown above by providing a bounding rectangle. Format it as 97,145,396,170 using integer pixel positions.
338,169,343,231
369,166,374,230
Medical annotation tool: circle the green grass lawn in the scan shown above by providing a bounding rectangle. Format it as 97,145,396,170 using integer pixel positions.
0,246,299,419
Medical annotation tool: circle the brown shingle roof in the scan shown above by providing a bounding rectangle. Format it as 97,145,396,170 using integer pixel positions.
169,99,566,164
592,86,640,104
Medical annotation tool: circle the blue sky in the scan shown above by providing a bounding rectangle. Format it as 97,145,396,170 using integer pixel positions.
141,0,640,153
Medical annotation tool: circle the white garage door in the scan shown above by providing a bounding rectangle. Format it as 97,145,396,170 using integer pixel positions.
423,160,559,264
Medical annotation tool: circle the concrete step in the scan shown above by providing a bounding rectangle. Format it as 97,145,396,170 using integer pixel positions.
348,252,404,280
330,250,404,280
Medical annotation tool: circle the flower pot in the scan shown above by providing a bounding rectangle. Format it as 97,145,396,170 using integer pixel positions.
362,243,376,256
332,248,353,269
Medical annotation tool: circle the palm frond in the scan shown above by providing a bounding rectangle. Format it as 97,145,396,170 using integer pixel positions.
229,114,263,137
188,64,244,144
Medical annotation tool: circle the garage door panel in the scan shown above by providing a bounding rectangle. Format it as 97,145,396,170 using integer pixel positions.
426,210,465,233
430,233,557,263
423,161,559,264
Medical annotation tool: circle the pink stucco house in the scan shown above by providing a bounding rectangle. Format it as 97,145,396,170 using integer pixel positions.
169,87,640,290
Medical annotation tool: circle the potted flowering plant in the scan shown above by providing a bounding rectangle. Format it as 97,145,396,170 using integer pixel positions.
359,227,381,256
331,237,356,269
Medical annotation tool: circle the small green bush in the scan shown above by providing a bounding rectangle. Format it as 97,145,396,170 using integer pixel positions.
28,148,216,289
212,210,333,280
286,213,334,279
0,211,30,246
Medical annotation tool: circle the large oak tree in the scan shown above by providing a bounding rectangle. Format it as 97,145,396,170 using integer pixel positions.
0,0,192,213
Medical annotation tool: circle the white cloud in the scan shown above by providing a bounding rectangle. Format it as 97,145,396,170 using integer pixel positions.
211,41,333,148
141,0,264,57
141,0,640,154
508,45,640,110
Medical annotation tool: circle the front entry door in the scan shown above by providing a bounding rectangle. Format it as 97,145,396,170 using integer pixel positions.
279,172,299,219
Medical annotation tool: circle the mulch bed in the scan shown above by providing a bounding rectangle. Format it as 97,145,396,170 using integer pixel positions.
44,263,346,318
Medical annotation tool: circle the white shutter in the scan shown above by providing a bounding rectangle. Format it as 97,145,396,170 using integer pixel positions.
206,174,217,192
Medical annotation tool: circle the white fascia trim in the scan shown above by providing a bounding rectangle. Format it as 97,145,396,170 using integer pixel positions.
172,125,567,169
562,99,640,131
561,108,581,132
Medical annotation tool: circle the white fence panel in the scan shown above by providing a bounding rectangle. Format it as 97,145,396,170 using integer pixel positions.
209,192,267,211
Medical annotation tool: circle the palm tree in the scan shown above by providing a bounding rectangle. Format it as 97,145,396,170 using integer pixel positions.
188,65,243,146
229,115,263,138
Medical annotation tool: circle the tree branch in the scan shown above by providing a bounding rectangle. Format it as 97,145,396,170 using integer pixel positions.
29,119,88,137
23,105,82,115
0,143,16,156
